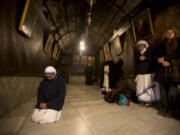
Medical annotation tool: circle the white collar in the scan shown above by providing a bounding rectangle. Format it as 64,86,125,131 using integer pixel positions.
140,48,147,55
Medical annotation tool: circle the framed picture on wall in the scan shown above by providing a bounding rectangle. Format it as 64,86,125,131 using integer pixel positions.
44,33,54,56
55,47,61,61
103,42,111,60
73,55,80,64
131,8,154,42
81,55,87,64
120,32,126,48
113,35,123,56
100,49,105,63
52,43,58,60
18,0,37,38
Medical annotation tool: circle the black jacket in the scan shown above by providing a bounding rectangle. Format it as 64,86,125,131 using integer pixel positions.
135,48,154,74
35,72,66,111
155,38,180,82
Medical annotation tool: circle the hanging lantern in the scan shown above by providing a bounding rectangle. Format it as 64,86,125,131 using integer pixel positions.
87,13,91,26
85,26,88,37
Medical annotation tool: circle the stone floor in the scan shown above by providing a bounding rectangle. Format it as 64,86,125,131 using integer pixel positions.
0,84,180,135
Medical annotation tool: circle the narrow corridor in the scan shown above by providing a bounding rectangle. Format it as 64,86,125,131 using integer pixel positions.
1,83,180,135
1,0,180,135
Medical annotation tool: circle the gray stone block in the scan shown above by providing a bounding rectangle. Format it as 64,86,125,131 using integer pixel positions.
0,76,42,117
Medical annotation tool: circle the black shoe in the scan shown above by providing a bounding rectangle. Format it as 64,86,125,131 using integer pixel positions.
157,109,166,116
102,90,107,95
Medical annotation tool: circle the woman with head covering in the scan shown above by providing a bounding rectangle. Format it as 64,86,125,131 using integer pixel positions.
155,27,180,117
31,66,66,124
135,40,158,107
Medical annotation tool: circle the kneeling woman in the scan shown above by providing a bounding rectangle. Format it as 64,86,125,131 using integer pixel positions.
135,40,157,107
32,66,66,124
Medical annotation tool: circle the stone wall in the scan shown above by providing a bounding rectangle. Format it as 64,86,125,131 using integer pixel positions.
0,0,58,76
0,76,42,117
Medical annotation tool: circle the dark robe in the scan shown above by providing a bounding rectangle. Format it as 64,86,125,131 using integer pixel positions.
100,60,116,89
35,72,66,111
84,66,94,85
135,48,154,75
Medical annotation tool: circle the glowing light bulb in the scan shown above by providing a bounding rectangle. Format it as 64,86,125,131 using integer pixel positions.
80,45,85,51
80,41,85,45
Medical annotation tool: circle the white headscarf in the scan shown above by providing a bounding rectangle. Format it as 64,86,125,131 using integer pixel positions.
44,66,56,76
136,40,149,55
136,40,149,48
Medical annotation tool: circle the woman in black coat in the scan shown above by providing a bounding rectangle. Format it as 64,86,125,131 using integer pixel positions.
35,72,66,111
155,27,180,117
32,66,66,124
135,40,158,107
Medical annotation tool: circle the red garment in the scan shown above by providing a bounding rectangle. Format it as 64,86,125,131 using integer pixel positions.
126,100,130,106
